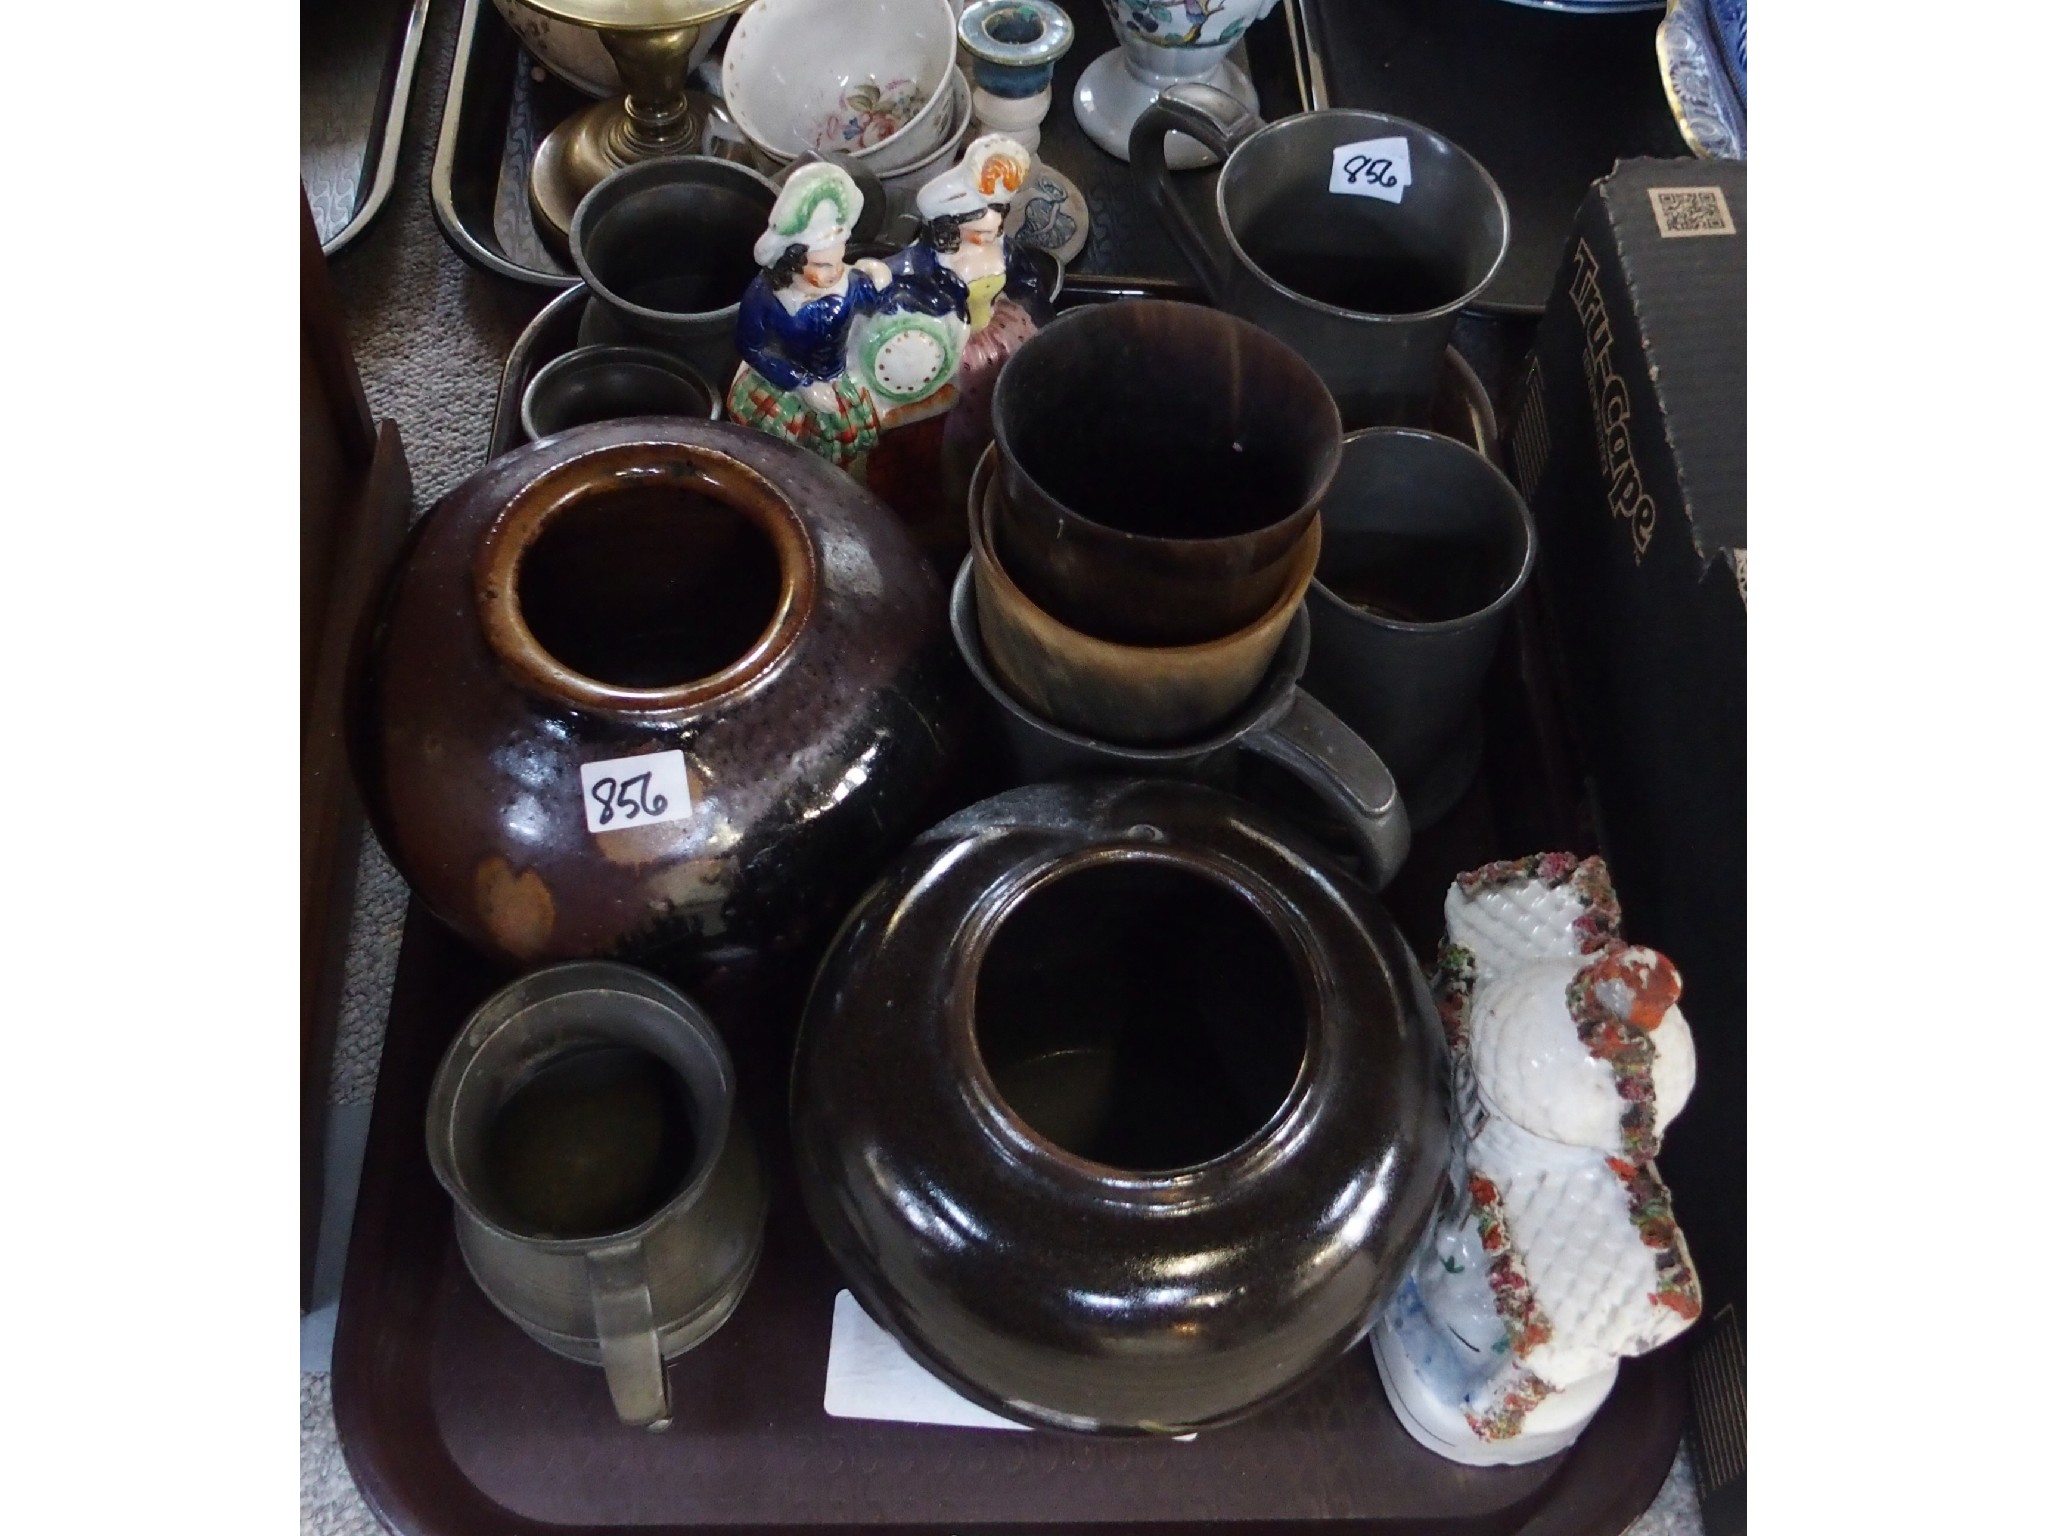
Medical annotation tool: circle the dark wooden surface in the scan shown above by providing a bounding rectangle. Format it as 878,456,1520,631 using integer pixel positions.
303,191,413,1309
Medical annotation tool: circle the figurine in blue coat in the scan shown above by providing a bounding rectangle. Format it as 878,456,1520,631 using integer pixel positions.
728,163,897,468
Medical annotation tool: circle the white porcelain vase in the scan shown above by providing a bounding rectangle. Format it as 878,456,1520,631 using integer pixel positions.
1072,0,1278,166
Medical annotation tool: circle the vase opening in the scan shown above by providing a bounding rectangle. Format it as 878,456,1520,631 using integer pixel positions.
971,857,1308,1174
513,480,788,691
987,6,1046,46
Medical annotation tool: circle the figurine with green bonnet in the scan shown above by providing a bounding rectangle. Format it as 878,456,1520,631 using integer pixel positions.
728,162,897,469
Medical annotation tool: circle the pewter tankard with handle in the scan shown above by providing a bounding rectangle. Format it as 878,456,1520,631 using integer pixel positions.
1131,86,1509,429
426,962,766,1430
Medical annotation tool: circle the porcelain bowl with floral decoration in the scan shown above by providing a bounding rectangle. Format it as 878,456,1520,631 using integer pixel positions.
722,0,960,176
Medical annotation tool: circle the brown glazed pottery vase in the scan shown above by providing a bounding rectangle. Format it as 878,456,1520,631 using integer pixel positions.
791,778,1451,1434
351,418,966,976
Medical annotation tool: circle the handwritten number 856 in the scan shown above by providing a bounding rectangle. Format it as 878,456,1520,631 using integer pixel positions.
1343,155,1397,188
589,772,669,826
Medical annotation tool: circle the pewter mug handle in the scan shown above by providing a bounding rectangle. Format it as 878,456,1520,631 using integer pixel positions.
1129,83,1263,299
1242,690,1411,892
589,1241,672,1431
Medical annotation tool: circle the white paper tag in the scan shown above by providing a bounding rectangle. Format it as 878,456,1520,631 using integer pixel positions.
578,750,692,835
819,1291,1199,1439
822,1290,1027,1431
1329,137,1412,203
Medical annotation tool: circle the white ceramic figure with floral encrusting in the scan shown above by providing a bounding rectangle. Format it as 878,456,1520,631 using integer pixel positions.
1370,853,1704,1466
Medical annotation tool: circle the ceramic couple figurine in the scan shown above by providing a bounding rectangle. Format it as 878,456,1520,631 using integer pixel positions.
728,162,902,468
1370,853,1704,1465
731,141,1043,491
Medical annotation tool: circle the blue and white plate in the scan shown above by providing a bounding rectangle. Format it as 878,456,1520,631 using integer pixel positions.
1488,1,1664,13
1656,0,1745,158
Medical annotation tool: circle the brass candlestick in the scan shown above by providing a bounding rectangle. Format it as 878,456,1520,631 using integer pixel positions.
524,0,756,253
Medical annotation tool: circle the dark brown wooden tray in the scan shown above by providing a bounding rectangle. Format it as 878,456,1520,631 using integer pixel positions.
334,898,1684,1536
333,283,1687,1535
430,0,1303,289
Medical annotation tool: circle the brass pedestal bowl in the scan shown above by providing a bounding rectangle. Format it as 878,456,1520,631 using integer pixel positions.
523,0,756,253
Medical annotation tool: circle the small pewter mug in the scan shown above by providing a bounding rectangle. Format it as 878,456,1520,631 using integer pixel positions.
426,962,766,1430
569,156,779,390
1131,87,1509,429
519,345,722,442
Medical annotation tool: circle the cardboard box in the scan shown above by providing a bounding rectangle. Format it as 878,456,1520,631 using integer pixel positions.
1505,158,1745,1530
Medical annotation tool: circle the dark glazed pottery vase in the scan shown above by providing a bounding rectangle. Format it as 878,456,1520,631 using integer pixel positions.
351,418,965,976
790,779,1451,1435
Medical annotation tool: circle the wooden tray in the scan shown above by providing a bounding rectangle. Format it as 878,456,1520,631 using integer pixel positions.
334,899,1684,1536
429,0,1303,289
301,193,413,1307
332,284,1688,1535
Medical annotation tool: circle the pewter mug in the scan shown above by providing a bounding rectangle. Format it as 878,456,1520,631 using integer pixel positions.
1302,428,1536,830
569,156,780,391
519,344,722,442
1131,87,1509,429
951,560,1410,891
426,962,766,1430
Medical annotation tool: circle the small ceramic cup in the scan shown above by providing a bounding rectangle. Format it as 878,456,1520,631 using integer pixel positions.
569,156,781,392
722,0,960,175
1301,428,1536,830
989,299,1342,646
971,446,1320,746
950,560,1409,891
425,962,768,1431
520,345,722,442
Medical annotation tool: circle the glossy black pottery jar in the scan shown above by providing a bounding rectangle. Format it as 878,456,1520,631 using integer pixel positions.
351,417,966,977
791,779,1451,1435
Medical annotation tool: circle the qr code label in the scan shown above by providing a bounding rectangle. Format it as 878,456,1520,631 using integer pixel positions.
1648,185,1736,238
